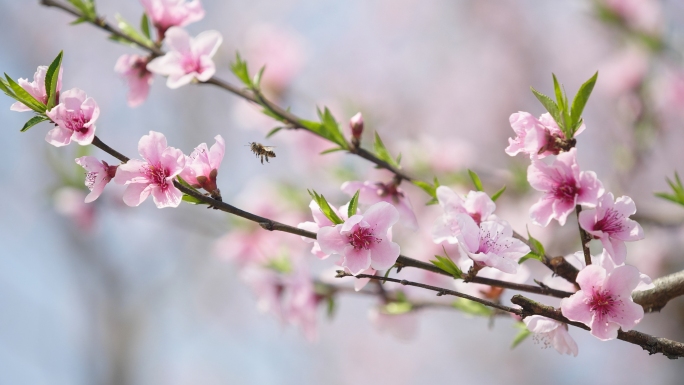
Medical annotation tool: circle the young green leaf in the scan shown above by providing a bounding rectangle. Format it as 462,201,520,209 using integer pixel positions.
347,189,360,218
265,126,284,138
570,71,598,134
491,185,506,201
181,194,206,205
467,169,484,191
518,252,544,264
317,107,348,149
253,66,266,89
373,132,400,169
4,74,46,112
326,296,336,319
20,116,49,132
45,51,63,109
230,52,252,87
307,189,344,225
140,13,151,40
655,172,684,207
108,35,139,48
0,78,16,98
429,248,463,280
319,147,345,155
530,87,562,131
413,180,437,198
383,301,412,315
452,298,493,317
511,322,532,349
115,14,154,48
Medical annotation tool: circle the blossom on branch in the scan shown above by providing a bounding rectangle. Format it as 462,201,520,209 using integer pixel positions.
506,112,585,159
113,131,186,208
179,135,224,199
140,0,205,36
75,156,118,203
10,65,63,112
341,180,418,230
298,200,351,259
524,315,578,356
432,187,496,244
317,202,400,275
114,54,153,107
45,88,100,147
561,264,644,341
147,27,222,88
578,193,644,264
528,148,603,226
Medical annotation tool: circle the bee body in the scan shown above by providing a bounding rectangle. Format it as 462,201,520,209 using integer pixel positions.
248,142,276,164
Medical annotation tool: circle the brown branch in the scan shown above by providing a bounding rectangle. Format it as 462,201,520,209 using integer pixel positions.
632,270,684,313
511,231,580,287
576,205,592,266
511,295,684,359
336,271,523,315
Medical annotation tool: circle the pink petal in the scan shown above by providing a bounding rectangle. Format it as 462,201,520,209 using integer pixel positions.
341,181,383,205
369,237,400,271
470,253,518,274
195,55,216,82
589,314,621,341
360,202,399,233
604,265,641,297
160,146,186,176
10,101,31,112
560,292,593,325
193,30,223,57
165,26,192,54
342,245,372,275
209,135,225,170
576,171,604,206
551,198,575,226
529,197,555,227
45,126,73,147
146,52,183,76
609,300,644,331
575,265,607,292
151,185,183,208
72,126,95,145
317,226,347,255
167,72,196,88
114,159,149,185
553,327,578,356
138,131,168,165
396,197,419,231
75,156,105,172
122,183,151,206
84,174,107,203
524,315,559,334
604,237,627,264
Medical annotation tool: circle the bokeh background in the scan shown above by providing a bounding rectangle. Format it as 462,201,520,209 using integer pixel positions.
1,0,684,384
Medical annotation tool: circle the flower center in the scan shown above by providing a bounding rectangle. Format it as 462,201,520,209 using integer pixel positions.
85,172,97,191
593,208,625,234
144,164,169,189
477,225,511,254
588,289,620,319
63,110,88,133
181,55,203,74
552,182,577,202
347,226,380,250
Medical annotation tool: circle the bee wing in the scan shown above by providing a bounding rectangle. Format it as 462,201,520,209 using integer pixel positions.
262,146,276,151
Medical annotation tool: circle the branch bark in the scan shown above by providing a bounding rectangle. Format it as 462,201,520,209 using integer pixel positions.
632,270,684,313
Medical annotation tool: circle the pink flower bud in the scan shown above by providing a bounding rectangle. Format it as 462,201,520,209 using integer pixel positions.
349,112,364,143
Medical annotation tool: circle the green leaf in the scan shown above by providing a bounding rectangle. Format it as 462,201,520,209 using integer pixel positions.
20,115,49,132
45,51,63,109
511,322,532,349
181,194,205,205
4,74,47,112
467,169,484,191
518,252,544,264
307,189,344,225
552,73,565,112
326,296,336,319
526,226,545,256
0,78,16,98
115,14,154,48
570,71,598,135
253,66,266,89
230,52,252,87
655,172,684,207
531,87,562,131
430,248,463,279
265,126,283,138
320,147,345,155
140,13,151,40
426,197,439,205
413,180,437,198
347,189,360,218
67,0,96,19
491,185,506,201
70,17,89,25
108,35,140,48
265,255,292,274
316,107,348,149
452,298,493,317
373,132,399,168
383,301,412,315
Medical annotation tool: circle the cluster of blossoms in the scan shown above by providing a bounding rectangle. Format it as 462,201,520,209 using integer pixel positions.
506,109,647,346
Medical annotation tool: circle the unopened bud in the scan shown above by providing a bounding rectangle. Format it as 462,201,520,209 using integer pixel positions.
350,112,364,146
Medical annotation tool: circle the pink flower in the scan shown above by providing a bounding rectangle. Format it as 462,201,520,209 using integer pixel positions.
114,54,153,107
140,0,205,36
570,250,654,292
453,216,530,274
10,66,63,112
297,200,350,259
528,148,603,226
179,135,224,199
432,187,496,244
45,88,99,147
53,187,95,231
113,131,186,208
341,180,418,230
524,315,578,356
578,193,644,264
368,307,419,341
506,112,585,159
561,264,644,341
75,156,118,203
146,27,222,89
317,202,400,275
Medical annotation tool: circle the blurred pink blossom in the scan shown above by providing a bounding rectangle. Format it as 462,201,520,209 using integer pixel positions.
561,263,644,341
10,65,63,112
53,187,95,231
579,192,644,264
528,148,603,226
45,88,99,147
601,0,663,35
318,202,400,275
113,131,186,208
75,156,117,203
114,54,153,107
342,180,418,230
524,315,578,356
368,307,418,341
432,187,496,245
147,27,222,88
141,0,205,36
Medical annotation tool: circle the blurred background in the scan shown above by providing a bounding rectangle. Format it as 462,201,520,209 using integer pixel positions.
1,0,684,384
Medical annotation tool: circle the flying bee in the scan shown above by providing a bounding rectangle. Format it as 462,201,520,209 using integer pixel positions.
248,142,276,164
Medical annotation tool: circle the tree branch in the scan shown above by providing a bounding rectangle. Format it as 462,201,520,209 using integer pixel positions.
511,295,684,359
632,270,684,313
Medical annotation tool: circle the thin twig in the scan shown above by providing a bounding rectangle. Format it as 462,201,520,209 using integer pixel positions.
576,205,592,266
